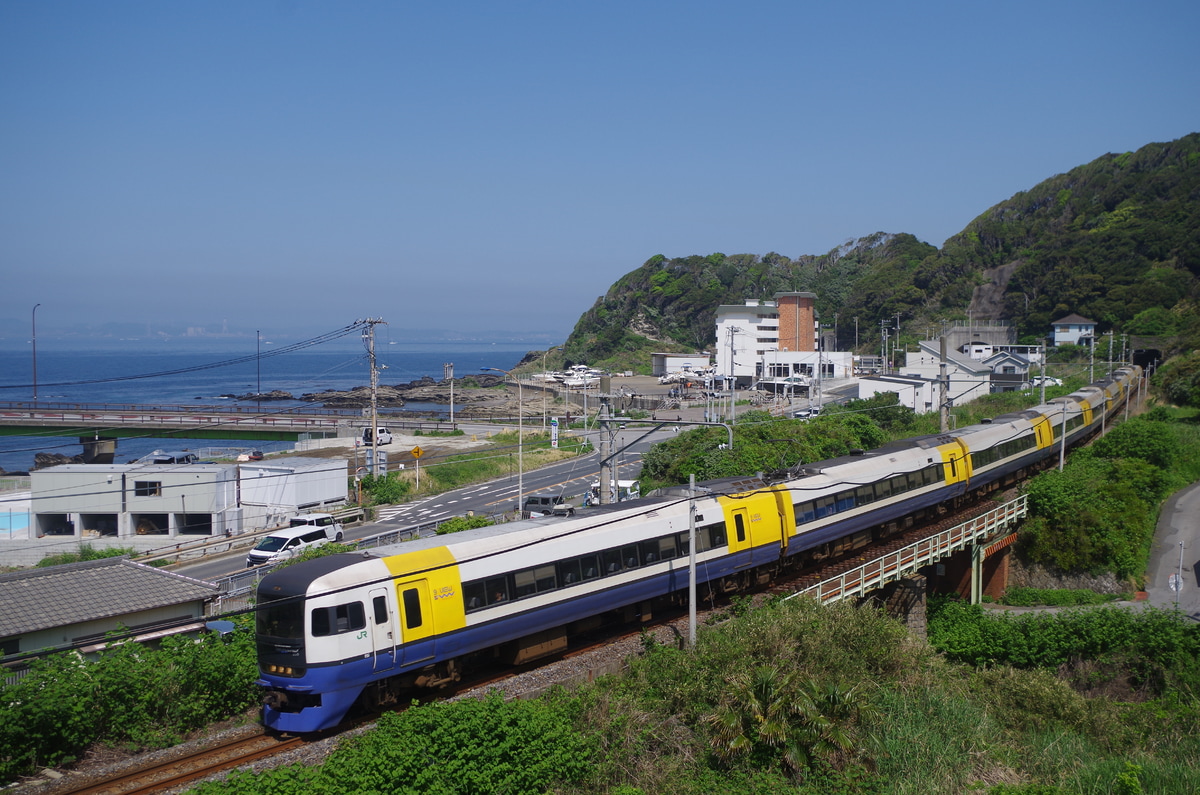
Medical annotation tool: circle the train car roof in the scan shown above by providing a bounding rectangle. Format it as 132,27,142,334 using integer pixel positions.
257,554,367,599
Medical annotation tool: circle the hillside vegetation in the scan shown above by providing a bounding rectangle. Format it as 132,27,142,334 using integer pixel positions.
563,133,1200,372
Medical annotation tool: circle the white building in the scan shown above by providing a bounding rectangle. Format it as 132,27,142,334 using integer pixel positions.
1050,314,1097,347
24,456,347,546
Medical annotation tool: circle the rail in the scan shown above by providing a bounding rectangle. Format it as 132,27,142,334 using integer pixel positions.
787,495,1028,605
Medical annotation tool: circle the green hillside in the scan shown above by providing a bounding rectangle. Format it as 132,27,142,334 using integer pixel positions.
561,133,1200,371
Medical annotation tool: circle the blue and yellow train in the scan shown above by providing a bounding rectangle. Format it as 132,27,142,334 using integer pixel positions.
255,366,1141,732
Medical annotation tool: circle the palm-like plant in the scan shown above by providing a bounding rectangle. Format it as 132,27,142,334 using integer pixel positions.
704,666,874,776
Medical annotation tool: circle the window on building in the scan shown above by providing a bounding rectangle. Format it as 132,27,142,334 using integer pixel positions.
134,481,162,497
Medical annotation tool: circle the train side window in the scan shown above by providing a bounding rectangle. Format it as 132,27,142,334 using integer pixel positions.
579,553,600,580
709,523,727,548
836,490,855,512
514,569,538,599
534,564,556,593
794,501,815,524
812,496,832,518
657,535,679,561
558,558,582,586
677,532,690,555
876,478,892,499
485,576,509,604
855,485,874,505
463,581,486,612
622,544,640,569
603,548,623,574
639,539,660,563
890,475,908,494
401,589,422,629
373,596,388,625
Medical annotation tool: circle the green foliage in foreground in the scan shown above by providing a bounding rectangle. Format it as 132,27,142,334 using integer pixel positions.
192,692,595,795
0,616,258,784
35,543,138,567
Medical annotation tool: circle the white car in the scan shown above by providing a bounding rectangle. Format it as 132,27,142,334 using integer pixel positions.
1029,376,1063,387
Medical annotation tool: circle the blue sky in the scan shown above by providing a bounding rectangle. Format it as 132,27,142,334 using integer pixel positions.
2,1,1197,343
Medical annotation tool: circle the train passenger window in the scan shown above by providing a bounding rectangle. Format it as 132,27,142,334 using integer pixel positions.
814,496,835,519
558,558,582,586
709,524,727,548
734,513,746,542
907,472,923,490
463,581,486,612
485,576,509,604
855,485,874,506
401,589,422,629
514,569,538,598
622,544,640,569
639,539,659,563
373,596,388,625
890,476,908,494
925,465,941,485
876,479,892,499
836,490,855,512
579,554,600,580
794,502,815,524
603,548,623,573
534,564,556,593
657,535,679,561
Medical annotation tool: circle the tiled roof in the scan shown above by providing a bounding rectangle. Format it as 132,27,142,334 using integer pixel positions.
0,557,217,638
1051,314,1096,326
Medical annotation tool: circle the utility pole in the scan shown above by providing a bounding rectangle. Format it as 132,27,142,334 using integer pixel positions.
597,375,613,504
444,362,455,426
939,335,949,433
361,318,387,475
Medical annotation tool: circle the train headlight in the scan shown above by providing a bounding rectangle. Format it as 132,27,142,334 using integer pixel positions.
265,664,296,676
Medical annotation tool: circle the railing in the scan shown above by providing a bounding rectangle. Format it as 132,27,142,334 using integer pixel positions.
788,495,1028,605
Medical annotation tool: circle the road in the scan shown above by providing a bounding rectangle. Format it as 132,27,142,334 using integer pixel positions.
1145,480,1200,620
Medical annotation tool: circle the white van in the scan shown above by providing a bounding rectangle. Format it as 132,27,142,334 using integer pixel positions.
245,513,345,567
362,427,393,446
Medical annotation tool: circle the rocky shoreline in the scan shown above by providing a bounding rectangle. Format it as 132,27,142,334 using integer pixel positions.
235,374,510,409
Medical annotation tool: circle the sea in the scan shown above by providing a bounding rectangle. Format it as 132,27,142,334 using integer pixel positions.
0,337,536,474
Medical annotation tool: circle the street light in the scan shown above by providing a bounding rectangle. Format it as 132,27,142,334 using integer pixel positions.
31,303,40,402
484,367,523,512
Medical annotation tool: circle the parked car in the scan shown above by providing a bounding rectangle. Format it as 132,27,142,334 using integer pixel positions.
246,513,345,567
1028,376,1063,387
362,427,393,446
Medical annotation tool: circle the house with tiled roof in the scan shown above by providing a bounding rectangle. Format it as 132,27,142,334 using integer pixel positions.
1050,314,1097,347
0,557,217,665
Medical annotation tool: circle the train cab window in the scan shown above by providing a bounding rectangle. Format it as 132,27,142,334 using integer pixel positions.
258,598,304,639
373,596,388,625
401,588,422,629
311,602,366,637
734,513,747,542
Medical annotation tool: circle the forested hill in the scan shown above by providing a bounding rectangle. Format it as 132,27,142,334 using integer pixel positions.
561,133,1200,371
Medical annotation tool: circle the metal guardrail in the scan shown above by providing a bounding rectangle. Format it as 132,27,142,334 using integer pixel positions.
788,495,1028,605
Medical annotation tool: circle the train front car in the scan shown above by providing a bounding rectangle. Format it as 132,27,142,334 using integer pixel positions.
256,553,398,733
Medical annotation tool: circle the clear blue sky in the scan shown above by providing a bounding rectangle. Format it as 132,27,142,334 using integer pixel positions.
2,1,1197,343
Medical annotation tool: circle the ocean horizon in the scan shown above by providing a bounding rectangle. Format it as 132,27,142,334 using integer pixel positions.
0,338,540,473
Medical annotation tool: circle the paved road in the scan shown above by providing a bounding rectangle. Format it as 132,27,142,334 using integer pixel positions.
1145,480,1200,620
